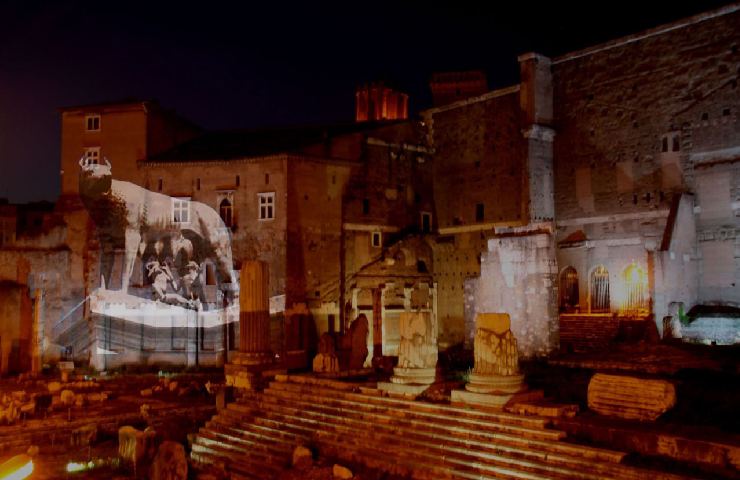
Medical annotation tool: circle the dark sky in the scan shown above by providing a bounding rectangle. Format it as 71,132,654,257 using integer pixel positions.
0,0,736,202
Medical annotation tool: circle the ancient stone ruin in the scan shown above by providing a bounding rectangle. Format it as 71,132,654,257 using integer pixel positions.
452,313,527,407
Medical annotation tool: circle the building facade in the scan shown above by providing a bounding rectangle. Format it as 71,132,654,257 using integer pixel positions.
1,4,738,374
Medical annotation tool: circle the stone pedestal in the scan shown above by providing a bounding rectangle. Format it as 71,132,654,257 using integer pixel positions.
452,313,527,408
378,312,438,397
225,261,273,390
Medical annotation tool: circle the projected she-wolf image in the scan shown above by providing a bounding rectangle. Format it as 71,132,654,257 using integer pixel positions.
78,156,235,310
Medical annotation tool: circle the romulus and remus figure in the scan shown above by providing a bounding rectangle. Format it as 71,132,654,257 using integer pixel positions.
78,156,235,306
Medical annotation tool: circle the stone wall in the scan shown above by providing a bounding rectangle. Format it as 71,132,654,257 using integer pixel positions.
552,7,739,341
0,282,32,374
425,89,524,229
559,314,620,353
469,232,558,357
654,194,699,335
0,225,80,365
552,7,740,221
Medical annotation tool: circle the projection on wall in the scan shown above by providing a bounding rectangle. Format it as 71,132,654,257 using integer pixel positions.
77,156,238,368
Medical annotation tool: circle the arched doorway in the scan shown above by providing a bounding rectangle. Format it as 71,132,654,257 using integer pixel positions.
559,266,579,313
622,262,649,315
590,265,610,313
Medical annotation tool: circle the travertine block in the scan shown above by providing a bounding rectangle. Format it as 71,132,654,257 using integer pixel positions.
587,373,676,421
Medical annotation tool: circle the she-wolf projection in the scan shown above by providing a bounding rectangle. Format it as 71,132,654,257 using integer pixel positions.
78,157,234,307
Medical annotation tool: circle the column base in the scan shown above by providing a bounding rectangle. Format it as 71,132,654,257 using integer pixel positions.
451,373,530,409
377,367,437,398
225,351,275,390
465,373,525,394
231,351,274,366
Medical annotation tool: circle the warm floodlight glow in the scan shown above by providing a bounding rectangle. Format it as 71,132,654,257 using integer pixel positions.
66,462,86,473
0,454,33,480
621,261,649,314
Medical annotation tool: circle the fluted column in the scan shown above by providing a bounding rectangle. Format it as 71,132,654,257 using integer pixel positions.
239,260,271,363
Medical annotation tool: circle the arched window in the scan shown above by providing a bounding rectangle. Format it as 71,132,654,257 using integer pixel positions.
590,265,610,313
559,267,579,313
219,198,233,227
622,262,649,314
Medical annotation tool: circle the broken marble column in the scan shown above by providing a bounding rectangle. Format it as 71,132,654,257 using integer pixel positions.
452,313,527,407
378,311,438,396
225,260,273,389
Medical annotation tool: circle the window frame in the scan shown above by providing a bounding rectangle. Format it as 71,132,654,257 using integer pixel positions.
172,197,191,224
83,146,101,165
258,192,275,221
85,114,101,132
371,231,382,248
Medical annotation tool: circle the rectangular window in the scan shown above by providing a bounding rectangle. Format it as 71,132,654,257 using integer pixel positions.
371,231,382,248
158,178,163,191
172,197,190,223
236,175,240,187
218,195,234,227
258,192,275,220
85,114,101,132
362,198,370,215
475,203,484,222
83,146,100,165
196,178,201,190
420,212,432,233
672,135,680,152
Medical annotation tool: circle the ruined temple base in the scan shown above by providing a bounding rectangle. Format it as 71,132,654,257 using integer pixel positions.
377,367,437,397
451,373,530,408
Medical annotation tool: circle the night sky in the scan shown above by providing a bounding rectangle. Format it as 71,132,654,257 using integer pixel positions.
0,0,735,203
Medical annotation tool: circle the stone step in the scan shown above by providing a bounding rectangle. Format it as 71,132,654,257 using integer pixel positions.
206,415,305,446
274,373,377,392
220,398,628,480
208,414,555,480
308,428,567,480
255,398,637,478
260,385,561,443
190,375,688,480
269,378,554,431
254,387,627,466
191,438,284,479
191,448,273,480
197,428,293,460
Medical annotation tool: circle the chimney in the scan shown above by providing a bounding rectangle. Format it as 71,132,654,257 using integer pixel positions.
355,82,409,122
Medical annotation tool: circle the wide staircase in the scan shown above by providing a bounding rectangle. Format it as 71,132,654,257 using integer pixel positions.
191,374,686,480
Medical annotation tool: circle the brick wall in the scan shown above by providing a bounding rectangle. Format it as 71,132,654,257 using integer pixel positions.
552,8,740,221
426,90,525,229
559,314,619,353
